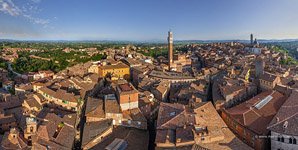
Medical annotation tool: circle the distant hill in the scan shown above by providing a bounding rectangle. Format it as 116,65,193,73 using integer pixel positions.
1,39,298,44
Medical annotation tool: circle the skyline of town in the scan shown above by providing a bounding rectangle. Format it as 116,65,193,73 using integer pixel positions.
1,1,298,150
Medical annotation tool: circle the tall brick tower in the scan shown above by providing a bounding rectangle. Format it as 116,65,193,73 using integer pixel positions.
168,30,173,70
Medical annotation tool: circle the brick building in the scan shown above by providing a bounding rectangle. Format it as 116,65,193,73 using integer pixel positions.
221,90,286,150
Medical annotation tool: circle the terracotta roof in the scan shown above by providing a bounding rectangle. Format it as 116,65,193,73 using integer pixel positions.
0,129,28,150
85,97,105,118
259,72,278,82
35,119,76,149
54,125,76,148
156,102,195,130
105,99,121,114
0,114,16,125
36,107,77,127
24,95,42,110
155,129,175,144
98,62,129,70
225,90,286,135
82,119,113,146
268,90,298,135
89,126,149,150
34,138,69,150
123,108,146,121
117,83,138,95
39,87,78,103
176,126,195,144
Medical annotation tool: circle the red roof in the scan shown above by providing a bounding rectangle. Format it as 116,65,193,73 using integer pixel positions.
225,90,286,135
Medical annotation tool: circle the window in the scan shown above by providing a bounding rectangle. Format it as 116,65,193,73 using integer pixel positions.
277,137,281,141
281,137,284,142
289,138,293,144
294,138,297,144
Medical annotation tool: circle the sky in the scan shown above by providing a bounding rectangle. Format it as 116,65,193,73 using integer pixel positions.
1,0,298,41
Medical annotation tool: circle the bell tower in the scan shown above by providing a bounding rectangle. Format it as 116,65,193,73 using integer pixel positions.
168,30,173,70
24,117,37,141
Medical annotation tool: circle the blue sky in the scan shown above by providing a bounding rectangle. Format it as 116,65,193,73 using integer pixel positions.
1,0,298,41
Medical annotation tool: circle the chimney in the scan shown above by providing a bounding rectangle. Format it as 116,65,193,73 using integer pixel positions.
283,121,288,128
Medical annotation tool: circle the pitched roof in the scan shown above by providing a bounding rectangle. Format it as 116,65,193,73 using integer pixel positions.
85,97,105,118
225,90,286,135
24,95,42,109
82,119,113,146
0,129,28,150
156,102,195,130
267,90,298,135
105,99,121,114
259,72,278,82
0,114,16,125
98,62,129,70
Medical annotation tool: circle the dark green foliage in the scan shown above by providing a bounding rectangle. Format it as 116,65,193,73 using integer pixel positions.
11,50,106,73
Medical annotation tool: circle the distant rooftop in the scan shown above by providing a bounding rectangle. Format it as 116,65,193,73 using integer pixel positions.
119,83,133,92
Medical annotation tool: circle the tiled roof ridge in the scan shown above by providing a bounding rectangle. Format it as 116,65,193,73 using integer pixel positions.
160,110,185,129
158,103,185,129
242,107,260,126
268,112,298,129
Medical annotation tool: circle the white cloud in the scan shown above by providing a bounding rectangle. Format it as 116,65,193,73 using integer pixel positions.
0,0,21,16
0,0,50,27
23,14,49,25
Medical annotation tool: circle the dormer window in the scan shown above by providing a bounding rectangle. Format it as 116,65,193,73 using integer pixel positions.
283,121,288,128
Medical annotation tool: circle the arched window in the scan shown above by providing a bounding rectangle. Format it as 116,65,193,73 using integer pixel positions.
293,138,297,144
277,137,281,141
281,137,285,142
289,138,293,144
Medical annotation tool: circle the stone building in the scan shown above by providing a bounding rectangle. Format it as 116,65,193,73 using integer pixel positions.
267,90,298,150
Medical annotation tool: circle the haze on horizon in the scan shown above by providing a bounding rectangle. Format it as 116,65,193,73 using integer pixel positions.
1,0,298,41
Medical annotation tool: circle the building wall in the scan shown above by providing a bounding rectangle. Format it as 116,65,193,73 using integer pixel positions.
260,78,280,91
271,131,298,150
86,117,105,123
221,86,257,109
120,101,138,111
105,113,122,125
22,101,41,112
37,89,78,111
156,142,175,148
98,67,130,80
221,110,268,150
88,65,99,74
131,68,143,87
118,92,138,104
